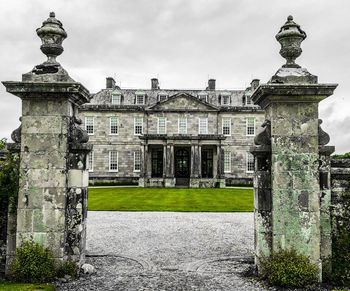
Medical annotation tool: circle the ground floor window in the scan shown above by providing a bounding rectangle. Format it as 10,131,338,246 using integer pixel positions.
87,151,94,172
246,152,254,173
151,149,163,177
201,149,213,178
224,151,231,173
109,151,118,172
134,150,141,172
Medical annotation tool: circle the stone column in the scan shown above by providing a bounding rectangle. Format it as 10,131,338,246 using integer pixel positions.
2,13,91,267
164,143,174,187
251,16,337,280
138,142,146,187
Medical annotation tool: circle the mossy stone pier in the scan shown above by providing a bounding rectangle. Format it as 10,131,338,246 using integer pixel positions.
251,16,337,282
2,12,91,273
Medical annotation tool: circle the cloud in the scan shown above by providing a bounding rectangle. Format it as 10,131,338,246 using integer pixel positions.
0,0,349,152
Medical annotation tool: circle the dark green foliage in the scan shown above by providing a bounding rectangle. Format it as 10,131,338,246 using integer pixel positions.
0,138,19,213
332,152,350,159
260,249,319,289
56,260,78,278
10,241,56,283
332,186,350,285
90,180,138,186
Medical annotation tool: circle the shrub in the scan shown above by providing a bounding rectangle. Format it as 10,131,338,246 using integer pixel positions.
260,249,319,289
56,260,78,278
10,241,56,283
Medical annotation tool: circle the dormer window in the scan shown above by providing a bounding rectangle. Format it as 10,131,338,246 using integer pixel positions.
111,91,122,105
246,96,252,106
198,93,208,103
135,92,145,105
221,93,231,106
158,93,168,102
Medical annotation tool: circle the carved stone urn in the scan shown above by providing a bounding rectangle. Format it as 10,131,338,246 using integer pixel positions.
275,15,306,68
36,12,67,66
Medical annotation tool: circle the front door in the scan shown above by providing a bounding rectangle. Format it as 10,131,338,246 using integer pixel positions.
201,149,213,178
175,148,190,186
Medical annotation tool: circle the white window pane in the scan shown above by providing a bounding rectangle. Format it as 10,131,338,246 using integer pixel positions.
87,151,94,172
110,117,118,134
134,117,143,135
247,152,255,173
178,117,187,134
158,117,166,134
136,94,145,105
199,118,208,134
134,150,141,172
222,118,231,136
224,151,231,173
109,151,118,171
112,93,121,105
246,117,255,136
85,117,94,135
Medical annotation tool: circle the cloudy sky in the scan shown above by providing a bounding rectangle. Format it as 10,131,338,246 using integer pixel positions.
0,0,349,153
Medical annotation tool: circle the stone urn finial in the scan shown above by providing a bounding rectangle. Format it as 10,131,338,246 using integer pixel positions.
36,12,67,66
276,15,306,68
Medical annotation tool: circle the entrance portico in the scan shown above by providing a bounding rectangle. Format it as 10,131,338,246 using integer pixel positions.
139,134,226,188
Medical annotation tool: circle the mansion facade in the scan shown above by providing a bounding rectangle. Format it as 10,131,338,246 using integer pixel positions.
79,77,264,187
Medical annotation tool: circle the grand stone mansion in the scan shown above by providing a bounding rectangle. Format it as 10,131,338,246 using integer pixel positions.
79,77,264,187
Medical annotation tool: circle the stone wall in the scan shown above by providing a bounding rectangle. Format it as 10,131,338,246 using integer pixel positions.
330,158,350,284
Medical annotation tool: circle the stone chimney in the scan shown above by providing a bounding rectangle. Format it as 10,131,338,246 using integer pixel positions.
151,78,159,90
106,77,116,89
207,79,216,90
251,79,260,90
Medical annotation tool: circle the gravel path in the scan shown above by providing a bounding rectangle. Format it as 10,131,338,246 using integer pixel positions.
57,211,271,290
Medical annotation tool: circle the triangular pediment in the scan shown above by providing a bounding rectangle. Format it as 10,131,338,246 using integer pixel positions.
147,92,218,111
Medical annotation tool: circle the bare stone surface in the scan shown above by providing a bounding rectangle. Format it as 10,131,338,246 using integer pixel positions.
56,211,272,290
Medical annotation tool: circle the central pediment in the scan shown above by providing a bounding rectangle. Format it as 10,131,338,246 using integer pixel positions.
147,92,218,112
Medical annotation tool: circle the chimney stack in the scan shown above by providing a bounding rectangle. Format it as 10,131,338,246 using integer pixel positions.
151,78,159,90
207,79,216,90
106,77,116,89
251,79,260,90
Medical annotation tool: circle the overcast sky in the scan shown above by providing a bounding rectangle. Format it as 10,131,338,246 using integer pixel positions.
0,0,349,153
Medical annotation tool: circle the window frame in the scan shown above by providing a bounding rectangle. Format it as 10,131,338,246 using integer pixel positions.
246,152,255,173
134,150,141,172
178,117,187,134
158,93,168,102
198,118,208,134
87,151,94,172
111,92,122,105
134,117,143,135
224,151,232,173
221,94,231,106
109,151,118,172
135,93,145,105
85,116,94,135
109,116,119,135
222,117,231,136
246,117,256,136
157,117,167,134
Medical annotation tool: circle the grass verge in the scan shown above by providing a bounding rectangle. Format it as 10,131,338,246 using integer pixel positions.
0,282,55,291
88,187,253,212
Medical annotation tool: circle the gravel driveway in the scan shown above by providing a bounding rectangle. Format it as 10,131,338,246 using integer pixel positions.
57,211,270,290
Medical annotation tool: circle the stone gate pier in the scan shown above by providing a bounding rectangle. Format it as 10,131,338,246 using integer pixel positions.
251,16,337,281
2,12,91,272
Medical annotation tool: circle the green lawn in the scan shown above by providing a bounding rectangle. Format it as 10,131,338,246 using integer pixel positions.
88,187,253,212
0,282,55,291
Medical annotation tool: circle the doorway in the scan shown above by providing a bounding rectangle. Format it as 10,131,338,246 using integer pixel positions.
174,147,190,186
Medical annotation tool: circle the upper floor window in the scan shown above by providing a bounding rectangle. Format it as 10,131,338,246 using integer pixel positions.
246,117,255,136
178,117,187,134
111,92,121,105
110,116,118,135
198,118,208,134
157,117,166,134
158,93,168,102
109,151,118,172
134,150,141,172
246,152,254,173
87,151,94,172
198,93,208,103
246,96,252,106
134,117,143,135
222,118,231,136
224,151,231,173
85,117,94,135
135,92,145,105
221,94,231,106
